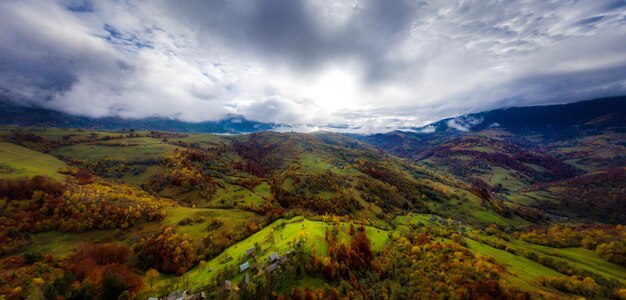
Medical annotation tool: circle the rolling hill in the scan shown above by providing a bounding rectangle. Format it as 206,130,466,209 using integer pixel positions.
357,97,626,224
0,97,624,299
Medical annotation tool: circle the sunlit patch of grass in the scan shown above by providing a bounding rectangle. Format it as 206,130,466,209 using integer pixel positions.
0,141,68,181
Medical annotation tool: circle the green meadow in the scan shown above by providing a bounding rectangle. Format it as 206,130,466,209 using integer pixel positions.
0,141,68,180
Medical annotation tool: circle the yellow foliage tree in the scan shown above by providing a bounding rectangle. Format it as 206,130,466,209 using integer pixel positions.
146,268,159,289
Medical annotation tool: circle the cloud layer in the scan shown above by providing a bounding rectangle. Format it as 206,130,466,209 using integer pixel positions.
1,0,626,132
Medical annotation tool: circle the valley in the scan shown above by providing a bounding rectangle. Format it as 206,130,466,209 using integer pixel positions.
0,98,625,299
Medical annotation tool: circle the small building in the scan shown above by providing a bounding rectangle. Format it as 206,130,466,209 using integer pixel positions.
166,290,187,300
239,261,250,272
187,291,206,300
148,297,160,300
240,274,250,290
222,280,232,292
265,263,278,273
244,247,256,256
268,252,278,262
278,255,287,265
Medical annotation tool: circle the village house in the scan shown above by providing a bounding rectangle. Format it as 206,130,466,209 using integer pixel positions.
268,252,278,262
239,261,250,272
244,247,256,256
240,274,250,290
166,290,188,300
278,255,287,265
221,280,232,292
265,262,278,273
187,291,206,300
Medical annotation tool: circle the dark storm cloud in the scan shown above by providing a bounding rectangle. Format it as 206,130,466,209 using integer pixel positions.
0,0,625,132
162,0,417,78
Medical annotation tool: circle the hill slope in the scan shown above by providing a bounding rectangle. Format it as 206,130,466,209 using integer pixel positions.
357,97,626,223
1,127,523,226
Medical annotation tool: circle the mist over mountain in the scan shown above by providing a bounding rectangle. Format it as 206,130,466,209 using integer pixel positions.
3,96,625,136
0,99,277,134
418,96,626,135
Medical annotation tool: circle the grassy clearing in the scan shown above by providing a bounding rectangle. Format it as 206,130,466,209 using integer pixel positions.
27,230,120,257
465,238,568,297
253,182,273,199
168,217,390,291
424,187,526,227
20,128,121,143
508,189,560,206
27,207,263,258
209,182,266,208
395,213,441,227
300,153,334,174
0,142,68,181
466,146,496,153
121,165,164,187
558,248,626,284
509,240,626,285
159,207,264,245
168,134,229,146
483,166,527,192
52,137,179,162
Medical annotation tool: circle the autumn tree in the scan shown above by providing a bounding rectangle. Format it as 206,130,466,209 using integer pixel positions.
133,226,197,274
146,268,159,289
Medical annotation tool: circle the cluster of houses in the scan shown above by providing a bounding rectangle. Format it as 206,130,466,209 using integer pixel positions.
263,251,288,274
149,247,291,298
220,247,289,295
148,290,206,300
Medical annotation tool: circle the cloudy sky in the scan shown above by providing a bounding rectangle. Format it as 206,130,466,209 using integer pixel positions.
1,0,626,132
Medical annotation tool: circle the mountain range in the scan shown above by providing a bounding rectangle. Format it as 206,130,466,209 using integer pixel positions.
0,99,277,134
2,96,625,136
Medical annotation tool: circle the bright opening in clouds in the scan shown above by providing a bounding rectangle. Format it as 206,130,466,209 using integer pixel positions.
1,0,626,133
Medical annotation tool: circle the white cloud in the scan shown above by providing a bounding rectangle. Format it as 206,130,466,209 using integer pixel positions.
446,116,484,132
418,125,436,134
1,0,626,133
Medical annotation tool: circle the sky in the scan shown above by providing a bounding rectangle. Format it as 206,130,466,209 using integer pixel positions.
1,0,626,133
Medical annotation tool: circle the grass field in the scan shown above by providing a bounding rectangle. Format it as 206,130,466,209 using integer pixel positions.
465,238,570,298
483,166,527,192
26,207,264,257
121,165,164,186
300,153,334,173
209,182,267,208
0,141,68,181
557,248,626,284
509,239,626,285
52,137,179,162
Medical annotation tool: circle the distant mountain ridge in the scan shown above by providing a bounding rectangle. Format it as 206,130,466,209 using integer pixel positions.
416,96,626,135
354,96,626,224
0,100,277,134
2,96,624,135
